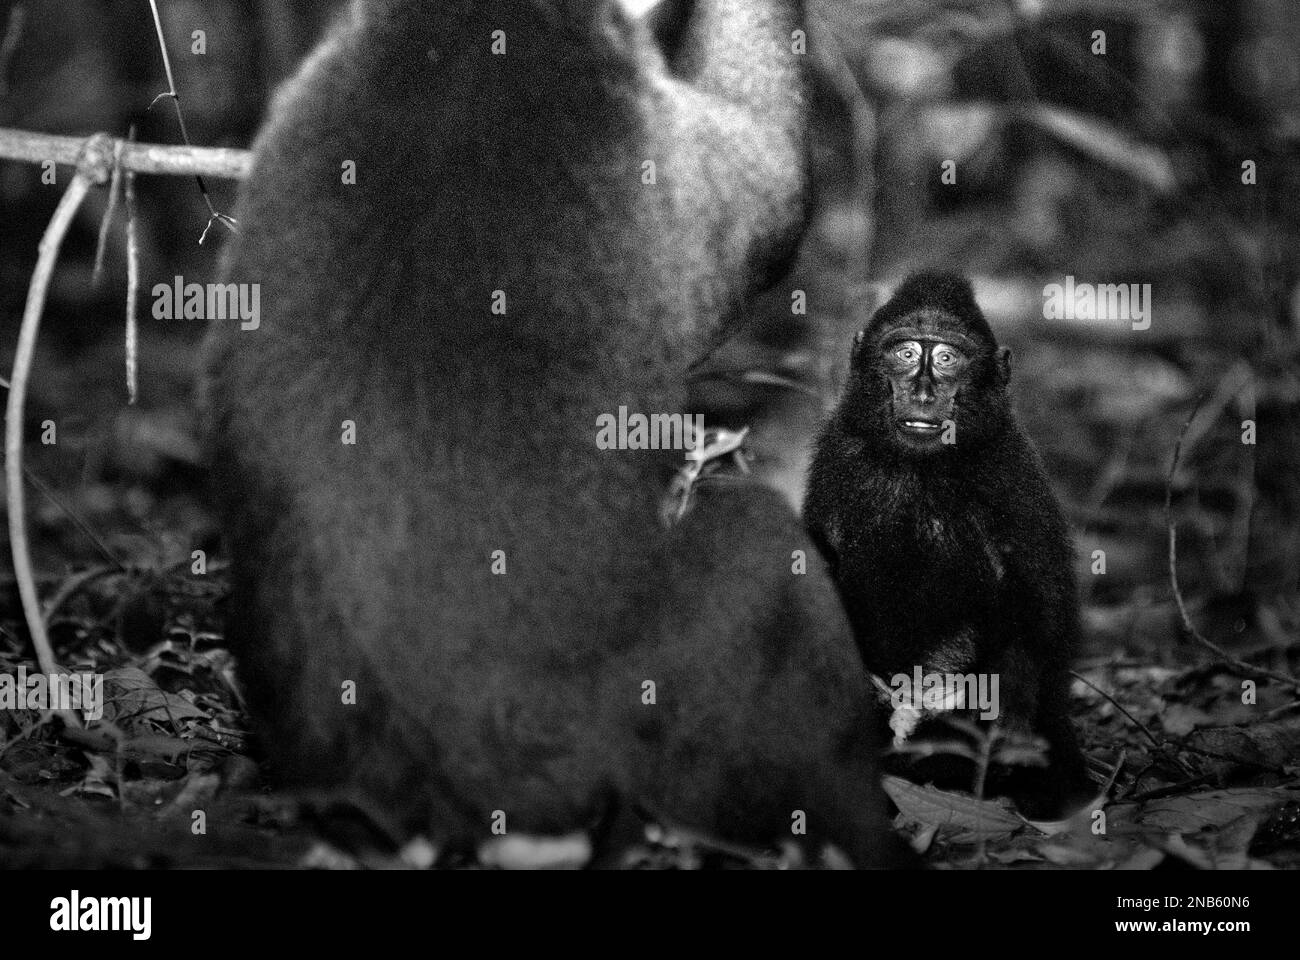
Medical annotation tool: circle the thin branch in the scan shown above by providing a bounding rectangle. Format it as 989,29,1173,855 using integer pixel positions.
1098,749,1125,798
147,0,238,240
1164,399,1300,692
20,466,126,570
1123,774,1217,804
1263,700,1300,721
6,171,95,681
1069,669,1197,778
92,136,126,284
40,564,122,623
4,137,124,731
124,126,140,405
0,713,51,763
0,383,125,565
0,128,251,180
1069,670,1163,751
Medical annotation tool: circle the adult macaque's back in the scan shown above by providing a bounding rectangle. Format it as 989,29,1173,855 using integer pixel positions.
202,0,896,865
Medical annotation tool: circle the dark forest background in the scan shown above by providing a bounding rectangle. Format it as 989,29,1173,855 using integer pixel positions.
0,0,1297,868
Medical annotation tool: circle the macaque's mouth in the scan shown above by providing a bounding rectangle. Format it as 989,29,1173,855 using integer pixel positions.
898,419,943,435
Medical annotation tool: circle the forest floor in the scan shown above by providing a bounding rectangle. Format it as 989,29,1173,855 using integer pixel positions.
1,324,1297,870
2,560,1298,869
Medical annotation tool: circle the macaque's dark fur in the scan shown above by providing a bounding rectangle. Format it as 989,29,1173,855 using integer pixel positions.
804,273,1091,817
201,0,898,865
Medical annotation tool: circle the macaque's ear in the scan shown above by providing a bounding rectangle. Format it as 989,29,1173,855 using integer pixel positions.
851,328,867,360
996,346,1012,385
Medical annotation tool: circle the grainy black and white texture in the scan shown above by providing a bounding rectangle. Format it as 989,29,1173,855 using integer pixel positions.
200,0,900,865
804,273,1094,818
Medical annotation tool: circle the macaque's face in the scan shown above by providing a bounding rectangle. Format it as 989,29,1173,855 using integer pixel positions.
847,307,1011,455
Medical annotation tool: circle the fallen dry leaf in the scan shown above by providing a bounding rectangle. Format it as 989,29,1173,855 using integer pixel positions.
883,775,1026,842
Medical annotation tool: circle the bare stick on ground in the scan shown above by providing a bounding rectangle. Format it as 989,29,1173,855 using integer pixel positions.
5,139,117,697
1070,669,1197,778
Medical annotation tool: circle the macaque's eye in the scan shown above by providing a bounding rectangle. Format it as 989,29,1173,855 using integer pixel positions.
931,345,963,369
892,342,922,365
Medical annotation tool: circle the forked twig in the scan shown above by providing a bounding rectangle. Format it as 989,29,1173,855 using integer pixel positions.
146,0,237,241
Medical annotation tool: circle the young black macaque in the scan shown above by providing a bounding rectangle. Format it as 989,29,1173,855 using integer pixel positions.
202,0,902,866
804,273,1093,818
